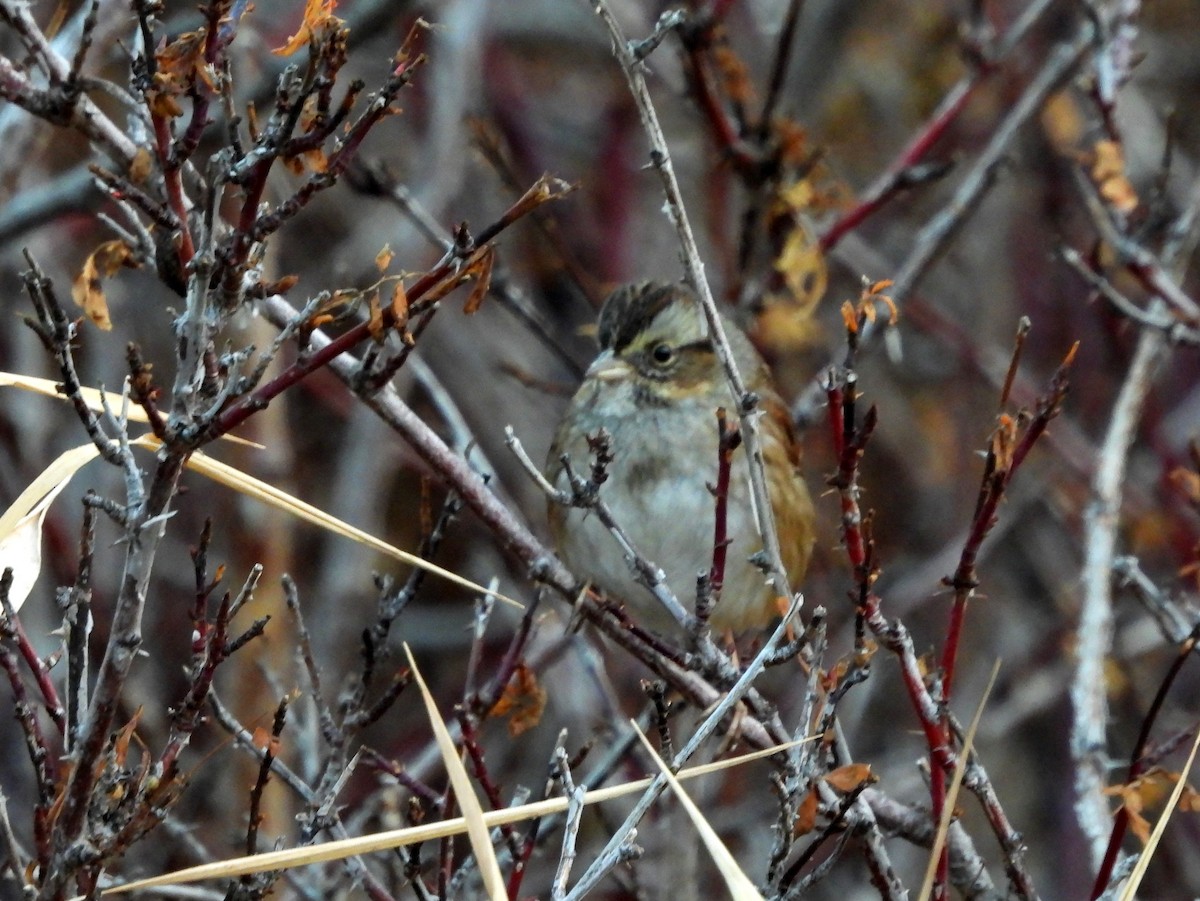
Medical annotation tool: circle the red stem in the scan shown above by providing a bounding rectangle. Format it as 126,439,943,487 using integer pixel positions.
709,408,735,597
153,115,196,267
821,79,977,252
11,613,65,735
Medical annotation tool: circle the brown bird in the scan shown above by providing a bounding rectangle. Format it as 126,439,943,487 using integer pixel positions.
547,282,814,632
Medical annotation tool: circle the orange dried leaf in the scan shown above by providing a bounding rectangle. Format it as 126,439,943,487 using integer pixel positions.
72,239,139,330
273,0,339,56
1169,467,1200,505
878,293,899,325
508,173,576,221
148,29,211,118
267,274,300,295
840,300,858,335
112,709,143,766
1128,806,1152,844
375,244,394,273
824,763,873,793
303,148,328,173
156,29,206,80
462,246,494,314
774,118,810,168
1091,140,1123,183
775,224,827,313
489,662,546,737
367,291,385,342
1091,139,1138,215
821,660,846,693
391,280,409,326
251,726,281,756
147,89,185,119
1040,90,1085,154
246,102,261,142
991,413,1017,472
128,147,153,184
793,788,819,837
713,43,756,108
755,296,824,352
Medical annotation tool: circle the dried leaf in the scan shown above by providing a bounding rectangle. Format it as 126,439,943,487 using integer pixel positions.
375,244,394,273
1177,782,1200,813
72,239,139,330
391,280,409,328
1092,139,1138,215
273,0,339,56
772,181,827,319
251,726,281,756
507,174,576,222
488,663,546,737
793,787,818,836
156,29,206,81
301,148,328,173
840,300,858,335
147,89,185,119
129,147,153,184
714,43,756,108
774,118,810,168
824,763,873,793
1169,467,1200,506
264,274,300,295
462,246,494,314
367,291,385,342
991,413,1017,473
755,296,824,352
1128,807,1153,844
112,710,143,767
148,29,210,118
1040,90,1085,155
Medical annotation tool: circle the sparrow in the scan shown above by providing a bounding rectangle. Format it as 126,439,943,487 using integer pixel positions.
547,281,814,632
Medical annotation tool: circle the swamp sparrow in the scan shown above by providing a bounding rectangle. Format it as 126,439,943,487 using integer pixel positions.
547,282,814,632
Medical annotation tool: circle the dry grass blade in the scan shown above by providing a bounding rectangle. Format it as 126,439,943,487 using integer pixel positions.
1116,727,1200,901
184,449,523,608
918,659,1002,901
0,372,263,447
0,443,90,610
632,723,765,901
0,431,518,610
100,741,803,894
403,642,506,901
0,443,101,539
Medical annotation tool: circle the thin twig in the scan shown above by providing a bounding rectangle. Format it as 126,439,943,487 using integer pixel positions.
1074,322,1170,868
589,0,792,599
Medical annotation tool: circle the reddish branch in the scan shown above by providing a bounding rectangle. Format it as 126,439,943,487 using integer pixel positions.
1090,624,1200,898
707,407,740,608
940,338,1077,702
210,176,568,444
824,312,1051,900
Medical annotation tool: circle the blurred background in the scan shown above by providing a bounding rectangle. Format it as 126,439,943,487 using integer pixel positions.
1,0,1199,897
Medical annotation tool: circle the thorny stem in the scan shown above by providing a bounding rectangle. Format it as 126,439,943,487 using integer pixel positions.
210,175,568,442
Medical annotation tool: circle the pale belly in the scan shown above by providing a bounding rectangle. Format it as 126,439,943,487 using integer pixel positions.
550,388,776,632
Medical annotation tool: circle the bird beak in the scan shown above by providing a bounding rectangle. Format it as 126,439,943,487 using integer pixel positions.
585,350,633,382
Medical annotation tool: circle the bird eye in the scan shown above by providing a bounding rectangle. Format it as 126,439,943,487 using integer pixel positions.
649,342,675,365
